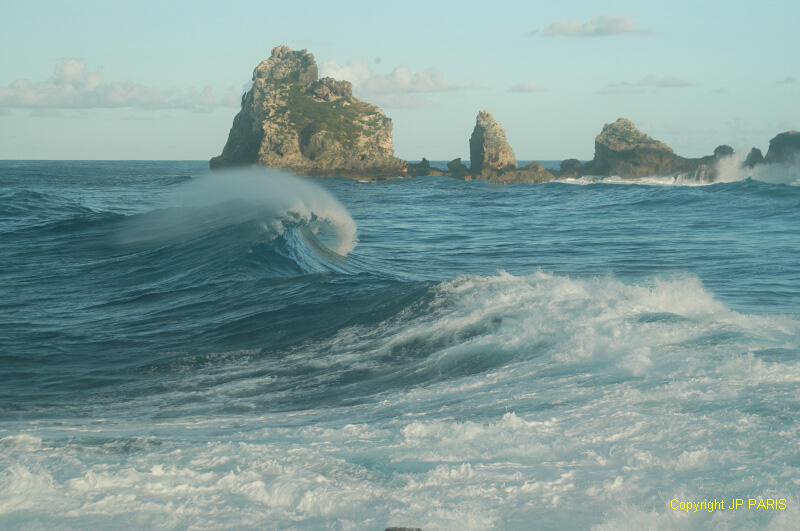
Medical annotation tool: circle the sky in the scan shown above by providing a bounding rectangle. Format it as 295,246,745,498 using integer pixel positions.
0,0,798,160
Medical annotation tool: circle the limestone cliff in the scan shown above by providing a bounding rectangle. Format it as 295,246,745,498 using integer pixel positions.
211,46,406,177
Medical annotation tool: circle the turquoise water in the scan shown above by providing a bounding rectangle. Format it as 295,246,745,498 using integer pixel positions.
1,160,799,529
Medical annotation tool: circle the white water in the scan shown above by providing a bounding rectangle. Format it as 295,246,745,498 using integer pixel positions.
2,272,798,529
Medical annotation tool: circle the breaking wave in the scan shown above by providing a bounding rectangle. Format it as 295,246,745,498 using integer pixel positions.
2,271,798,529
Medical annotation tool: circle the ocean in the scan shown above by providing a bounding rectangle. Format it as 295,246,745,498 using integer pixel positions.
1,160,799,530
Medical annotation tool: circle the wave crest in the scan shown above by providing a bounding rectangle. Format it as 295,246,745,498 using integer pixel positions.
117,167,358,257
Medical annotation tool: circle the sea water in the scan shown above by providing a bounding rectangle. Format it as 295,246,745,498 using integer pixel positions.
1,160,799,529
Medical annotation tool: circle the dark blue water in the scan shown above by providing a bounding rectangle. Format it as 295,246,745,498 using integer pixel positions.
1,160,799,529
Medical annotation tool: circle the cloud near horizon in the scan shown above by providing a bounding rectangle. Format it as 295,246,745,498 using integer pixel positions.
537,16,643,37
0,59,240,111
319,60,469,108
600,75,693,94
509,81,545,93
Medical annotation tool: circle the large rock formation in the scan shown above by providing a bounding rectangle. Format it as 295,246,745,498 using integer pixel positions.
211,45,406,177
584,118,698,178
469,111,517,176
764,131,800,164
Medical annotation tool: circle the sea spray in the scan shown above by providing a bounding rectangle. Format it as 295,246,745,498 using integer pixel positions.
118,167,358,255
715,151,800,186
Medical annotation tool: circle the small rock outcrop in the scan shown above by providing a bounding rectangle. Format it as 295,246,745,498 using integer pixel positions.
713,145,734,158
584,118,696,178
743,147,764,168
496,162,556,184
447,158,469,178
211,45,406,178
469,111,517,176
558,158,583,178
465,111,555,184
764,131,800,164
407,158,431,176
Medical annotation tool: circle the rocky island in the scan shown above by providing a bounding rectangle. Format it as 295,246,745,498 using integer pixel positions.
213,45,798,183
211,46,405,177
578,118,738,181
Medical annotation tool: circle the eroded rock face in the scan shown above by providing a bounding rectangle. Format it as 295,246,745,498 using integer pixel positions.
764,131,800,164
584,118,696,178
211,45,406,177
469,111,517,176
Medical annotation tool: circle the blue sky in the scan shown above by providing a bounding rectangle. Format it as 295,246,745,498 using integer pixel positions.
0,0,797,160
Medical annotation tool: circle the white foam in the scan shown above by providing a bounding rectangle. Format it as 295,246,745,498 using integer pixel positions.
2,272,798,529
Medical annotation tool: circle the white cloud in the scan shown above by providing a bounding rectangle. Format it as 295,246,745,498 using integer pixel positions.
319,60,467,108
509,81,545,93
0,59,240,110
539,16,643,37
600,75,693,94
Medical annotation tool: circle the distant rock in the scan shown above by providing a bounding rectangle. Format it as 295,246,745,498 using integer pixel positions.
447,158,469,178
490,162,556,184
211,45,406,178
764,131,800,164
595,118,673,154
713,145,734,158
408,158,431,176
469,111,517,177
463,111,555,184
558,158,583,178
584,118,697,178
743,147,764,168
